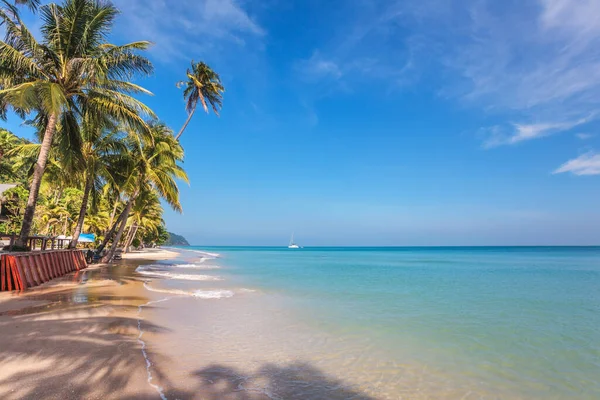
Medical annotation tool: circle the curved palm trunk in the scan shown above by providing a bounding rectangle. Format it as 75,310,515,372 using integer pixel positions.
175,106,196,141
69,173,93,249
106,197,120,233
102,196,134,263
17,113,58,247
124,223,138,253
97,207,127,253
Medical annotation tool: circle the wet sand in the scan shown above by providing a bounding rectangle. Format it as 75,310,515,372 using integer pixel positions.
0,249,178,400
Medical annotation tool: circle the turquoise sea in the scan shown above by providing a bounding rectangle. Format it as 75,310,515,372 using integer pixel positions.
139,246,600,399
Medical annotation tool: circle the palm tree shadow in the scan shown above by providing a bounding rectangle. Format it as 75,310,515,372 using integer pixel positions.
191,361,376,400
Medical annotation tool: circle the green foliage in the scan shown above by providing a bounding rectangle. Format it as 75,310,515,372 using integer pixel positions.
131,237,141,248
0,128,30,183
164,231,190,246
2,244,30,252
0,1,223,251
1,185,28,233
176,60,224,139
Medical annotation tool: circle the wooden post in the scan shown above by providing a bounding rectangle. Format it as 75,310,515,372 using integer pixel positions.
17,257,33,288
54,252,63,275
11,256,25,290
34,255,49,283
1,255,5,292
6,256,13,291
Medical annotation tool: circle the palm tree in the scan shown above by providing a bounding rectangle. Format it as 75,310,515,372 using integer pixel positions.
102,122,188,262
123,188,163,252
0,0,155,247
68,120,127,248
176,61,224,140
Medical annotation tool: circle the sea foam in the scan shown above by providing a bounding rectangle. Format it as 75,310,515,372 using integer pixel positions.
143,283,234,299
172,263,221,270
136,266,222,281
187,249,221,258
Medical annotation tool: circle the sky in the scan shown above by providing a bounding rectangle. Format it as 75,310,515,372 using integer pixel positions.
3,0,600,246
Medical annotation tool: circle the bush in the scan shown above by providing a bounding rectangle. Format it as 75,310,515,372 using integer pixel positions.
131,238,141,248
2,244,31,252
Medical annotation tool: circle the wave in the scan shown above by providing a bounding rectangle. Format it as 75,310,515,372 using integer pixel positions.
172,263,221,270
135,266,222,281
187,249,221,258
143,283,234,299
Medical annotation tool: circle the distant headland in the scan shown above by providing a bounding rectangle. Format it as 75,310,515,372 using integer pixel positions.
165,232,190,246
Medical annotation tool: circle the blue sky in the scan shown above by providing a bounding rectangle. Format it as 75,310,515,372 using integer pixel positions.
4,0,600,245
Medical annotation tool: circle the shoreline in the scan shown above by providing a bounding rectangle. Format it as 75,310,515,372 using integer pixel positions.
0,248,179,399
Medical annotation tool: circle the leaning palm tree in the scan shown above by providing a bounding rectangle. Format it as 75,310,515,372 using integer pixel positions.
176,61,224,140
0,0,155,247
102,122,188,262
123,188,163,252
68,120,127,248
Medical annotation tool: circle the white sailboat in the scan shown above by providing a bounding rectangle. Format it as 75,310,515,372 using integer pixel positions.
288,233,300,249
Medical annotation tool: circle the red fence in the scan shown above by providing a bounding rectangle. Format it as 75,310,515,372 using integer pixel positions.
0,250,87,291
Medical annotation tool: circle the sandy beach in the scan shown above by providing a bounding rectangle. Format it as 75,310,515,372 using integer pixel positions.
0,248,179,400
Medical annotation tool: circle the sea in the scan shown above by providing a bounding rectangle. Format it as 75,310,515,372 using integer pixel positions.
135,246,600,399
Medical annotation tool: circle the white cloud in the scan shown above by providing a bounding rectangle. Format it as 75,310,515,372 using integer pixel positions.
113,0,264,61
295,0,600,144
576,133,594,140
482,116,593,148
554,152,600,176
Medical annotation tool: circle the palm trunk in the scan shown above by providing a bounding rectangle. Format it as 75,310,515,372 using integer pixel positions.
17,113,58,247
124,224,138,253
97,207,127,253
175,106,196,141
102,196,135,263
69,173,93,249
107,197,119,231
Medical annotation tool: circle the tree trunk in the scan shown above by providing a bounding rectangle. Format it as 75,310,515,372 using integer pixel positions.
124,224,138,253
17,113,58,247
102,196,134,263
107,197,119,231
69,172,93,249
97,206,127,253
175,106,196,141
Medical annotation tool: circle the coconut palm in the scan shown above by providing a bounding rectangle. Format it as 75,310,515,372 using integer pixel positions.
123,188,163,252
176,61,224,140
102,122,188,262
0,0,155,247
68,119,127,248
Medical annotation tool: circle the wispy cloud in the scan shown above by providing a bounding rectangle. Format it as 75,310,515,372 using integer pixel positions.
554,152,600,176
291,0,600,146
481,116,594,148
576,133,595,140
113,0,264,62
296,51,342,81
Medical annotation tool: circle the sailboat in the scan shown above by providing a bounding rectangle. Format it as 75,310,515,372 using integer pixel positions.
288,233,300,249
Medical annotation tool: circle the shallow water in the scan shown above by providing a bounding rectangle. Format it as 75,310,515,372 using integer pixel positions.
135,247,600,399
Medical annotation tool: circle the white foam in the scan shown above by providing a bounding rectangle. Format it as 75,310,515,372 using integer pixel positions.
173,263,221,270
192,289,234,299
135,266,222,281
188,249,221,258
143,282,234,299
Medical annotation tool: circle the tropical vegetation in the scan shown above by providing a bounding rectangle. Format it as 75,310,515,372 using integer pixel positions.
0,0,222,259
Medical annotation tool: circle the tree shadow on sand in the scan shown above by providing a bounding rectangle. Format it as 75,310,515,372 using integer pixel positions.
190,362,377,400
0,300,192,400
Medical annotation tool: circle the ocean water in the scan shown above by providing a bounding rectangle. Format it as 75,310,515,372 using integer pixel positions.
138,247,600,399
